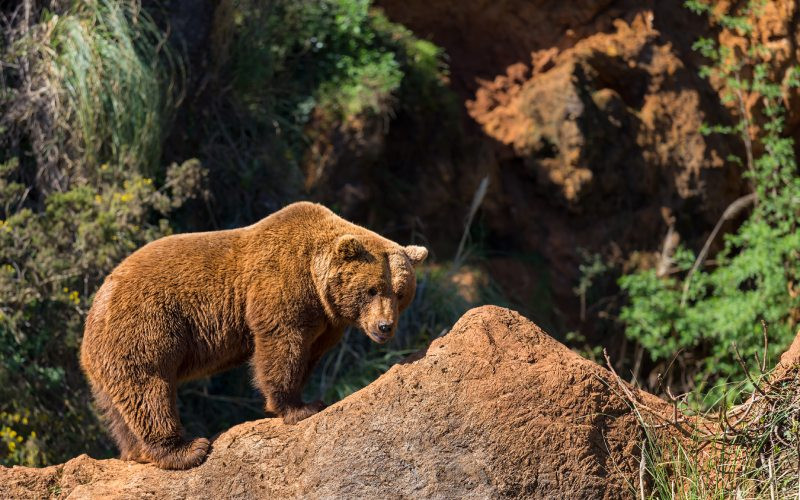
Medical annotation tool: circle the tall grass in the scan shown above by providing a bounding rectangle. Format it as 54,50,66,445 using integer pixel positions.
4,0,180,183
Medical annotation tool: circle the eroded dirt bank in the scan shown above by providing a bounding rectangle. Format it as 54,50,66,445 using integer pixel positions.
1,306,673,499
371,0,800,328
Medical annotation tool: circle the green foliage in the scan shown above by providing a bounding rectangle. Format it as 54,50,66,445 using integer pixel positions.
1,0,199,465
222,0,412,124
619,1,800,400
684,0,758,34
190,0,452,223
0,156,205,465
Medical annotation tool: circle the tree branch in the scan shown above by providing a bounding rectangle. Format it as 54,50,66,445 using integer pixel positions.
681,193,756,306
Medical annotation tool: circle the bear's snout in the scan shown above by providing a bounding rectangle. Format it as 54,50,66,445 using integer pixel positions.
364,318,395,344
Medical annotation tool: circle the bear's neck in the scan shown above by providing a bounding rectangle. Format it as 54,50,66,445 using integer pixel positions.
310,251,341,326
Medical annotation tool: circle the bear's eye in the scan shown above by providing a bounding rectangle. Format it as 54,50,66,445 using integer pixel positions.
397,292,405,300
368,287,378,297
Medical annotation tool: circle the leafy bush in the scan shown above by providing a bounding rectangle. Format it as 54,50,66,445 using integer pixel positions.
618,0,800,400
0,0,199,465
195,0,452,222
0,156,205,465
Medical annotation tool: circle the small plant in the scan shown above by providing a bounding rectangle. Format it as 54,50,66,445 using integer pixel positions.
0,409,44,467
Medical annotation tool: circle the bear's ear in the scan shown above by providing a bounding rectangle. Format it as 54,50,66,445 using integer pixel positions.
404,245,428,266
336,235,365,260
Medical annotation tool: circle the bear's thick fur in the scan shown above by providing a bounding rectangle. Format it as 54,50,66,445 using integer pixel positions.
80,202,428,469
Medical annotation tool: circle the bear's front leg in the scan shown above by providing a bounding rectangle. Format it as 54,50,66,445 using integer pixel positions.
251,326,326,425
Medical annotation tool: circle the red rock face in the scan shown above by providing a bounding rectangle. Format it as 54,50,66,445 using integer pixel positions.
373,0,799,324
0,306,671,498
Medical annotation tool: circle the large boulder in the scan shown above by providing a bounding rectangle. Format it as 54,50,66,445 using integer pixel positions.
1,306,670,498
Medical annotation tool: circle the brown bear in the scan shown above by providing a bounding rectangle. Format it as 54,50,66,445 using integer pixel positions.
80,201,428,470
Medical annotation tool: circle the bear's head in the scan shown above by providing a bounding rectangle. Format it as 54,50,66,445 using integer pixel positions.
319,234,428,343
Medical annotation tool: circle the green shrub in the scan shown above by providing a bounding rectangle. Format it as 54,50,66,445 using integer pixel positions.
0,157,205,465
197,0,452,222
618,0,800,401
221,0,406,124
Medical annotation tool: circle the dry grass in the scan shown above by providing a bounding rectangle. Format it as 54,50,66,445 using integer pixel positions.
606,340,800,499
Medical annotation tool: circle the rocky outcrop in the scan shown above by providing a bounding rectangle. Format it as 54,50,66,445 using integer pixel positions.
372,0,800,329
0,306,672,499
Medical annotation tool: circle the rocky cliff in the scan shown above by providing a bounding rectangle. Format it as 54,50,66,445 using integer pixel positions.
371,0,800,327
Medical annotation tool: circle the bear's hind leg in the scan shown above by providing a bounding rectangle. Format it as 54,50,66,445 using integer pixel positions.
92,385,147,462
111,376,209,470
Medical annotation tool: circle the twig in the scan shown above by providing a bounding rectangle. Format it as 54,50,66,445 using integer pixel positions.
602,350,694,434
656,222,678,278
639,439,646,500
734,73,756,181
767,453,775,500
681,193,756,306
631,344,644,385
666,386,679,425
760,320,768,374
732,341,769,398
452,176,489,270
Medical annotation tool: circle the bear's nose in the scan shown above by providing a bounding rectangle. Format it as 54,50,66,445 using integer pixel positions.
378,322,392,334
